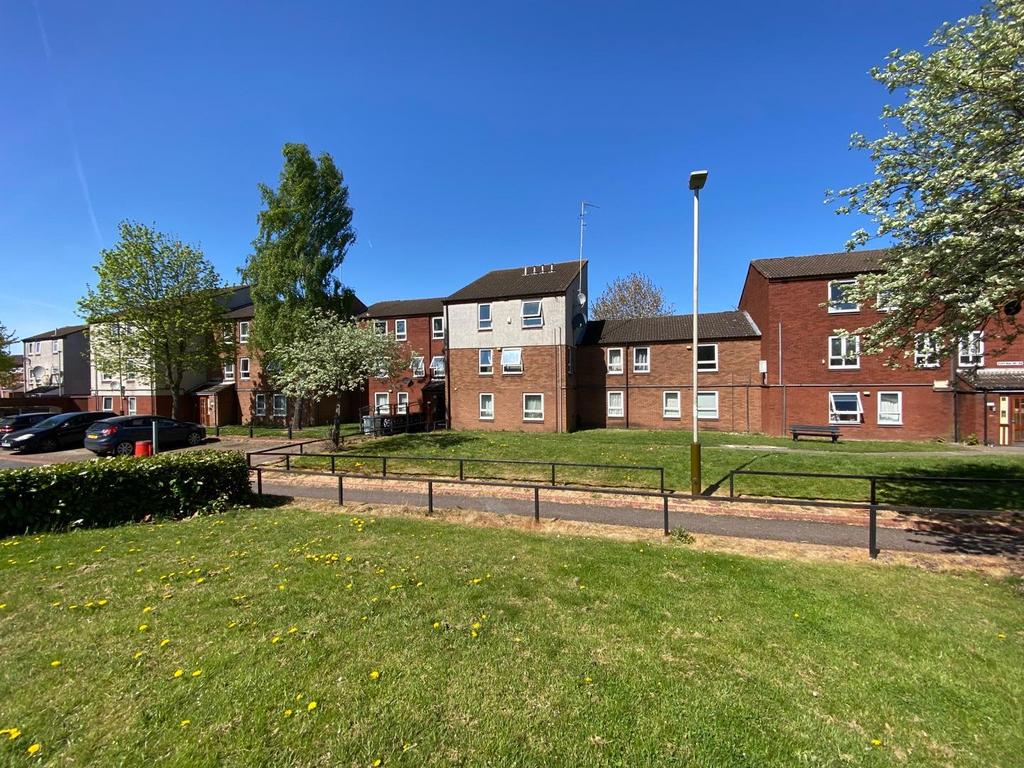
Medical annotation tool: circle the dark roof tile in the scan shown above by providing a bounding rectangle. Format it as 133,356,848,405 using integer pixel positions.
447,260,584,302
750,249,889,280
362,297,445,318
22,325,88,342
581,311,760,345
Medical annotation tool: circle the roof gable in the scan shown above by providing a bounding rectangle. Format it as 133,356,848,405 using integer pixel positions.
447,260,584,303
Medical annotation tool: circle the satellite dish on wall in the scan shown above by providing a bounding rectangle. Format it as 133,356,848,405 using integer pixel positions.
577,291,587,307
1005,298,1022,317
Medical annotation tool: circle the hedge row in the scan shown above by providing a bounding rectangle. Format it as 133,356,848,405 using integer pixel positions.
0,450,251,537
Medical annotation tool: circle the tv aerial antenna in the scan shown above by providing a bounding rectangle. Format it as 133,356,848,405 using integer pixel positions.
577,200,598,307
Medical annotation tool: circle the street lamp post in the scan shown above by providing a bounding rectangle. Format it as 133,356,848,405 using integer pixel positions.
688,169,708,497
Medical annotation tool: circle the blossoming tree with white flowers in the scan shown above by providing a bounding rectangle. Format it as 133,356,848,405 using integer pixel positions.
828,0,1024,361
269,309,405,446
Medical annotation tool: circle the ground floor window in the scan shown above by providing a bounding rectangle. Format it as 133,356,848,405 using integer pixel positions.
397,392,409,414
127,396,137,415
255,393,266,416
479,393,494,420
272,394,287,417
523,393,544,421
697,390,718,420
102,396,113,411
877,391,903,425
607,390,624,418
374,392,389,415
828,392,862,424
663,390,680,418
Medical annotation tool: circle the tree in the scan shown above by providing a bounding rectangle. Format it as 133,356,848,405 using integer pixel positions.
270,310,405,446
592,272,674,320
78,221,227,419
0,322,18,393
828,0,1024,360
240,143,358,424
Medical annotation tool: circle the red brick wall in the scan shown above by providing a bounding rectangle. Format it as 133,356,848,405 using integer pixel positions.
87,394,185,419
365,314,446,416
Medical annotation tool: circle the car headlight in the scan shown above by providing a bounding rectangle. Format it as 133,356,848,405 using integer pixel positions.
13,434,34,442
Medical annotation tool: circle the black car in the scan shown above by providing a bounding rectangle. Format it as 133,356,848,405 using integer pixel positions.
84,416,206,456
0,412,53,437
0,411,116,453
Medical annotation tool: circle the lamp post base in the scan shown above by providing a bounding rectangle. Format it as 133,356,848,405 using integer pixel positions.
690,442,702,496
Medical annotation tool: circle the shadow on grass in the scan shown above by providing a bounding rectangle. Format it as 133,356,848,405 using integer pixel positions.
703,453,774,497
876,461,1024,512
248,493,294,509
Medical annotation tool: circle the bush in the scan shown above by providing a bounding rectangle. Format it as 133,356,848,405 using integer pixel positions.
0,450,251,537
670,527,696,545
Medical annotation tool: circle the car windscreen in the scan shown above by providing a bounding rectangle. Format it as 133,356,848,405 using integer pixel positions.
0,417,15,427
32,414,74,430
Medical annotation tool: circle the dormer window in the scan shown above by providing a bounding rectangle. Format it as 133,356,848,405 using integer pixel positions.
521,300,543,328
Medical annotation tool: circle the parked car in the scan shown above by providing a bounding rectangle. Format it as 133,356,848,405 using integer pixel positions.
84,416,206,456
0,411,116,453
0,412,53,437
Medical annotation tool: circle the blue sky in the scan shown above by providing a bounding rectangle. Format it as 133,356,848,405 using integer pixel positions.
1,0,977,338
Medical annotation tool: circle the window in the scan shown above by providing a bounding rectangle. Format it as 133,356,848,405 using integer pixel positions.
607,348,623,374
101,370,114,383
696,344,718,372
876,291,896,312
125,369,136,383
633,347,650,373
501,347,523,374
255,393,266,416
411,355,425,378
240,357,251,380
479,393,494,420
478,303,492,331
914,334,940,368
223,362,235,381
521,300,543,328
663,391,681,418
479,348,493,375
373,320,387,336
374,392,389,415
34,342,41,354
238,321,250,342
523,393,544,421
223,325,234,342
272,394,287,417
396,392,409,414
828,335,861,369
52,340,59,353
828,392,862,424
102,396,113,411
429,356,446,378
127,396,137,415
959,332,984,367
697,391,719,420
394,319,407,341
878,391,902,425
828,280,859,313
607,391,624,418
432,316,445,339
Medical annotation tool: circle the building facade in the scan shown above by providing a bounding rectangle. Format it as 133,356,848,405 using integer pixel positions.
21,325,90,397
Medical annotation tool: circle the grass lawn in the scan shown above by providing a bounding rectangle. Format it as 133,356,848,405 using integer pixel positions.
217,423,360,439
289,429,1024,510
0,504,1020,766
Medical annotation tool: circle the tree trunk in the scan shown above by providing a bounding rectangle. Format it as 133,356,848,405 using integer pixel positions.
331,397,343,449
291,397,302,429
170,388,180,420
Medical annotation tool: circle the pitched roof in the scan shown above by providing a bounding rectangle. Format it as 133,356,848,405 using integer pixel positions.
21,325,88,342
750,249,889,280
222,286,367,320
580,311,760,345
362,297,445,318
447,260,584,303
965,369,1024,391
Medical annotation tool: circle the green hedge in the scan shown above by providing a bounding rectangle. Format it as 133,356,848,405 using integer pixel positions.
0,450,251,537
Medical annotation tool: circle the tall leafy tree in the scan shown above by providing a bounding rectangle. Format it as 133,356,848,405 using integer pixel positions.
78,221,227,418
271,310,404,446
829,0,1024,359
240,143,358,423
0,322,18,393
592,272,674,320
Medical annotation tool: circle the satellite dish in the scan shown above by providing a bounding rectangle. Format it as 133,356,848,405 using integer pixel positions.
572,313,586,329
577,291,587,306
1005,298,1022,317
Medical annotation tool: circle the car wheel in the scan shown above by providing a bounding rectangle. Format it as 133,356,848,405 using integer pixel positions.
186,431,203,446
40,438,58,452
114,441,135,457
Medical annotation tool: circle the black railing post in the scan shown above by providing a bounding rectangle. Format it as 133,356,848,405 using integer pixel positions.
551,463,556,486
338,475,344,506
659,468,665,494
330,455,336,473
285,454,291,471
299,443,304,455
215,424,220,437
534,486,540,522
248,423,253,438
382,457,388,478
663,495,670,535
288,423,293,440
868,477,878,559
428,480,434,515
256,467,263,496
729,471,735,499
459,459,464,481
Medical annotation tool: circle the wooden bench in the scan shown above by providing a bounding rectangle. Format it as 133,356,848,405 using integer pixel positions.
789,424,841,443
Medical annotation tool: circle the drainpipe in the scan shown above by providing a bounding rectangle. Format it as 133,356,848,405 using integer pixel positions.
443,303,451,429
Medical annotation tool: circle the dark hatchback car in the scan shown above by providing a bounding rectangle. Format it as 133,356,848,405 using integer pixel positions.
0,411,116,453
0,412,53,437
84,416,206,456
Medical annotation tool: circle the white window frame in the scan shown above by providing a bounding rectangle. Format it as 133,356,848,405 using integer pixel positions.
374,392,390,415
479,393,494,421
522,393,544,422
828,392,862,424
632,347,650,374
372,320,387,336
607,390,624,418
255,393,266,416
521,300,543,329
697,343,718,372
501,347,523,375
877,391,903,426
697,390,719,420
52,340,59,353
223,325,234,342
411,355,425,378
272,394,287,417
223,362,235,381
101,370,114,383
396,392,409,414
876,291,896,312
429,355,446,378
479,348,493,375
102,396,113,412
34,342,41,354
238,321,250,343
431,316,445,340
914,334,940,368
478,303,492,331
828,335,861,369
958,331,984,368
827,279,859,313
663,390,681,418
127,396,137,415
394,319,407,341
239,357,251,380
606,347,624,374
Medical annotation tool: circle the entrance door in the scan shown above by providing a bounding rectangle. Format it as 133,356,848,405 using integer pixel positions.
1013,397,1024,444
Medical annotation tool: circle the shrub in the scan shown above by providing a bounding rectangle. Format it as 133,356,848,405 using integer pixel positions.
0,450,251,537
670,527,696,545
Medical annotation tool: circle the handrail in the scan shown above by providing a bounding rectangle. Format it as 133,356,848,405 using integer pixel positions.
731,469,1024,484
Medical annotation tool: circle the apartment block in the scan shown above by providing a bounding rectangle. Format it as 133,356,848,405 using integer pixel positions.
21,325,90,397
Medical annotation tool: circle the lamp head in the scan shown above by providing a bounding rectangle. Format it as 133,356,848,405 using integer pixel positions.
688,170,709,191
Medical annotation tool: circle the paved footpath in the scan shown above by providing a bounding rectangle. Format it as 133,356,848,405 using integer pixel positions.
256,479,1023,560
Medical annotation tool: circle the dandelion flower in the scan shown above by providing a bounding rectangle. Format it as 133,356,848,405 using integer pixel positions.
160,639,170,648
1,727,21,740
195,577,205,584
133,651,144,660
138,624,149,632
287,626,298,634
272,636,282,644
307,701,317,711
997,632,1007,640
97,599,108,606
470,630,478,638
228,621,237,628
180,720,190,728
369,670,380,680
173,668,184,678
432,621,441,630
372,760,382,767
283,709,293,718
27,743,41,755
870,739,882,746
191,669,202,677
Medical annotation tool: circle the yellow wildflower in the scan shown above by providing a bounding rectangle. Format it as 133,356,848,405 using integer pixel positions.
272,636,282,644
307,701,317,712
287,626,298,634
160,639,170,648
27,743,41,755
432,621,441,630
1,727,21,740
180,720,190,728
173,668,184,678
138,624,149,632
50,660,61,668
283,709,293,718
870,739,882,746
133,651,144,660
369,670,380,680
191,669,202,677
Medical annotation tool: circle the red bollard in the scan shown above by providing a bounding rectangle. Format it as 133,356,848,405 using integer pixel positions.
134,440,153,457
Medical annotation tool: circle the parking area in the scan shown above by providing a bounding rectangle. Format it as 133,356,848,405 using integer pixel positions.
0,436,264,470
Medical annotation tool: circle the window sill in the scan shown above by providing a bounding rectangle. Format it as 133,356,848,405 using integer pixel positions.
607,415,624,420
479,417,494,421
827,366,861,371
478,372,493,376
632,370,650,375
663,415,681,420
502,371,523,376
877,422,903,427
523,418,544,422
607,371,624,376
827,309,860,314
